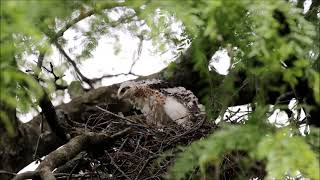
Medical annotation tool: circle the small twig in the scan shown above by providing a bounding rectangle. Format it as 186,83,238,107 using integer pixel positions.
117,137,128,155
67,157,81,180
90,72,140,82
55,172,92,179
134,155,157,180
33,113,44,161
274,91,294,106
134,135,142,153
0,170,17,177
90,34,143,83
163,118,205,149
129,35,144,72
106,151,131,180
225,108,241,122
54,41,94,88
95,106,146,128
37,51,45,69
33,59,68,90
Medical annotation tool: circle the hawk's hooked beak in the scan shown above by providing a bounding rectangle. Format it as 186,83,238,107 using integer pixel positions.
117,88,123,99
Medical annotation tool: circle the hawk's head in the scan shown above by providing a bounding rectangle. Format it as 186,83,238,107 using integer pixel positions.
117,81,137,100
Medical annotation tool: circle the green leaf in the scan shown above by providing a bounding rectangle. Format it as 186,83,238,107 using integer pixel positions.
256,129,319,179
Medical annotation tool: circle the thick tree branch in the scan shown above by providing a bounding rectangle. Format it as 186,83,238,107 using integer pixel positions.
54,41,95,88
12,128,131,180
54,39,143,88
38,2,135,89
0,83,123,177
34,2,141,90
33,52,70,142
52,2,126,42
38,93,69,142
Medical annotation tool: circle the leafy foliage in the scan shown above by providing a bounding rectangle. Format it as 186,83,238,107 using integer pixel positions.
0,0,122,133
146,0,320,179
256,129,319,179
0,0,319,179
168,124,265,179
169,116,319,179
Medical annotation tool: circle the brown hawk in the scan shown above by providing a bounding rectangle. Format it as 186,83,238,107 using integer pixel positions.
117,80,203,129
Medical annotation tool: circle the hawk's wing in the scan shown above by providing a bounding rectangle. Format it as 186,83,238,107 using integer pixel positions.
161,87,200,111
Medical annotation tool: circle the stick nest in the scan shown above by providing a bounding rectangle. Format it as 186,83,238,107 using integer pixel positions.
62,109,216,180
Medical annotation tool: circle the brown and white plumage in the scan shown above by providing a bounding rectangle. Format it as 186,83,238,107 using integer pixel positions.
117,80,201,129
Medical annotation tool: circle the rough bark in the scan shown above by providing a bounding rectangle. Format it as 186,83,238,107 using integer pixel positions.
12,128,131,180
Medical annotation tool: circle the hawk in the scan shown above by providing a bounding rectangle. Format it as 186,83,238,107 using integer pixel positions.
117,80,203,129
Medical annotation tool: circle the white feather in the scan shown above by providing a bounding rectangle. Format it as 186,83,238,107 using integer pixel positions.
163,97,189,125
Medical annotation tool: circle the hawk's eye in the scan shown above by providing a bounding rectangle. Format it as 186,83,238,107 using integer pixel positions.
120,87,130,94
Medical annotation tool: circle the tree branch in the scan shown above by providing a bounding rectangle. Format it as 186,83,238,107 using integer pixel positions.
38,92,69,142
37,51,45,69
35,61,68,90
12,128,131,180
33,51,70,142
54,39,143,88
54,41,95,88
52,2,126,42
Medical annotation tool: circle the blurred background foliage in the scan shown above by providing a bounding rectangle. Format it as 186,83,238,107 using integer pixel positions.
0,0,319,179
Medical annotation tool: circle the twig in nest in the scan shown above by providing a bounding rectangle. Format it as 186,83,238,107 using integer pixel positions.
95,105,146,128
106,151,131,180
134,155,158,180
0,170,17,178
